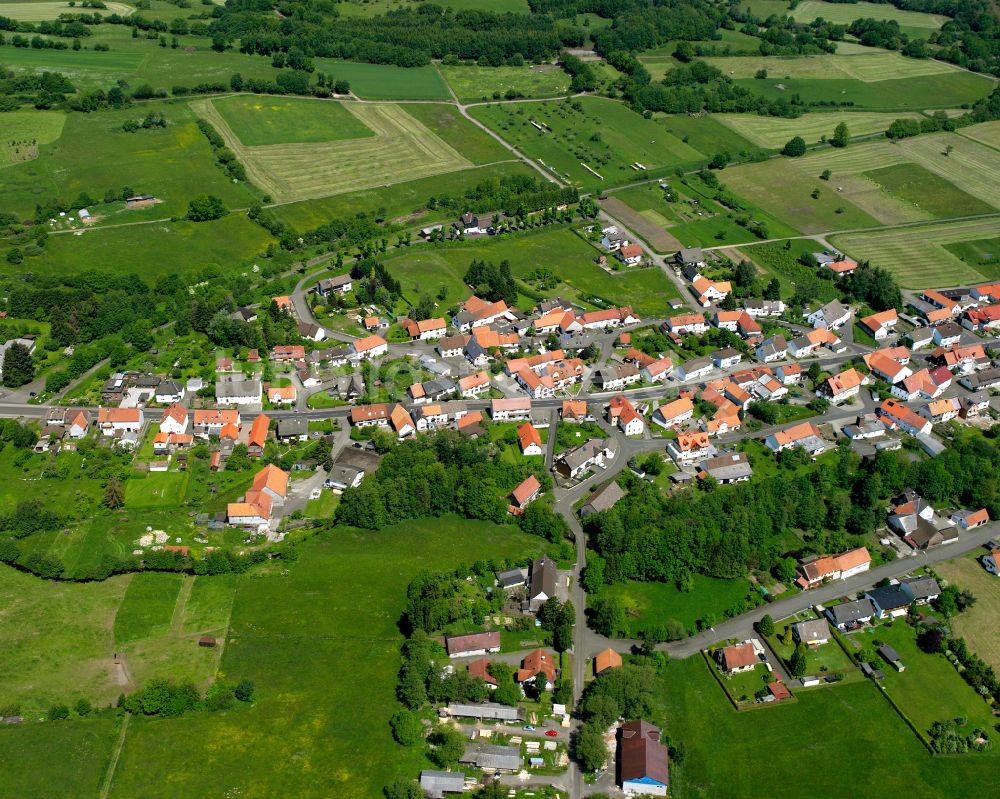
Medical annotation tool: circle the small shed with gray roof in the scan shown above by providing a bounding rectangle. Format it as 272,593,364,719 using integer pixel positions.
461,744,522,772
420,771,465,799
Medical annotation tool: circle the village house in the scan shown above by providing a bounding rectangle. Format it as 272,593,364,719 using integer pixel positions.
160,403,188,435
351,335,388,360
796,547,871,589
490,398,532,421
556,438,615,479
580,480,625,517
962,304,1000,332
754,374,787,401
216,377,263,407
641,356,674,384
618,244,643,265
452,296,515,332
877,399,932,437
699,451,752,484
826,598,875,631
267,386,297,406
227,464,288,530
906,326,936,350
765,421,827,456
593,362,641,392
608,394,645,436
820,367,867,404
842,413,887,441
271,345,306,363
859,309,898,340
68,410,90,439
667,431,715,464
891,367,952,402
951,508,989,530
619,720,670,797
675,356,713,382
792,619,830,647
664,313,708,336
594,647,623,676
97,407,143,436
743,299,785,318
528,556,556,613
403,317,447,341
865,584,914,620
315,274,352,297
960,367,1000,392
409,379,456,404
888,490,958,549
960,391,991,419
458,371,491,398
711,347,742,370
510,475,542,513
561,399,590,422
579,306,640,330
690,275,732,307
601,225,628,251
153,380,184,404
516,648,558,691
718,641,758,674
920,397,961,423
437,334,467,359
517,423,544,456
806,299,852,330
755,334,788,363
713,309,742,332
420,771,465,799
932,321,963,347
652,397,694,430
789,328,842,358
192,409,240,438
445,631,501,659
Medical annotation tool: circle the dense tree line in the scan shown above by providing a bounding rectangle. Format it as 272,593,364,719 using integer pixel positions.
435,173,578,218
465,259,518,305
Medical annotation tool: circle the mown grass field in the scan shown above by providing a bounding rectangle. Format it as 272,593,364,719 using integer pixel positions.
0,0,133,20
935,556,1000,671
471,96,708,190
271,161,535,230
594,575,751,637
397,103,514,164
707,51,957,81
831,217,1000,287
113,572,184,645
212,95,375,146
197,98,472,203
665,656,1000,799
21,214,275,280
863,163,994,218
0,109,66,167
945,237,1000,278
313,58,451,100
440,63,570,101
958,119,1000,150
740,71,994,111
379,226,679,315
715,111,922,148
104,518,549,799
0,99,258,219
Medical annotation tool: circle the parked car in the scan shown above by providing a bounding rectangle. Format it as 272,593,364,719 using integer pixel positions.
545,730,558,737
523,725,535,731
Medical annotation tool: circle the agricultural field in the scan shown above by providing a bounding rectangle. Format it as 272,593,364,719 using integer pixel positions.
715,111,923,149
0,0,133,20
666,656,1000,799
721,159,881,234
195,98,473,203
791,0,948,37
740,71,994,111
935,556,1000,671
0,110,66,167
0,99,259,220
657,113,757,158
212,96,375,146
958,119,1000,150
706,51,958,82
312,59,451,100
396,103,514,164
272,162,535,231
440,63,570,102
377,225,679,315
470,96,708,191
863,163,994,219
944,237,1000,277
102,518,550,799
831,217,1000,287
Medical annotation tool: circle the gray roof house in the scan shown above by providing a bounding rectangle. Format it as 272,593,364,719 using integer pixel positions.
276,418,309,440
529,556,557,612
700,451,752,484
496,567,528,590
420,771,465,799
878,643,905,672
580,480,625,517
675,247,705,267
865,584,913,618
792,618,830,646
461,744,522,772
825,598,875,630
900,575,941,604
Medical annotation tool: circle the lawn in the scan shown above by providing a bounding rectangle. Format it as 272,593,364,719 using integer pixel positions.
769,615,855,676
212,95,375,146
440,64,570,102
378,226,679,316
935,556,1000,671
103,517,550,799
665,655,1000,799
469,96,708,191
715,111,922,149
313,59,451,100
957,119,1000,151
864,619,994,736
196,98,472,203
20,214,275,282
831,217,1000,288
863,163,995,219
706,52,957,82
595,573,753,637
272,162,536,231
0,99,259,219
0,564,130,711
0,0,133,20
944,237,1000,279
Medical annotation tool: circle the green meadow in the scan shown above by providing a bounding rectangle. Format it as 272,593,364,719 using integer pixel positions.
313,59,451,100
440,63,570,102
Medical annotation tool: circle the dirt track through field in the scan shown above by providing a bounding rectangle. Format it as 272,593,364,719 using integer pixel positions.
191,99,472,203
599,197,682,253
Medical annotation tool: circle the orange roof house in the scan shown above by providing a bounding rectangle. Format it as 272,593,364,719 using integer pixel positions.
510,475,542,511
594,647,623,675
517,422,543,455
248,413,269,451
720,642,757,672
272,295,292,311
516,649,558,685
561,400,588,421
251,463,288,500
